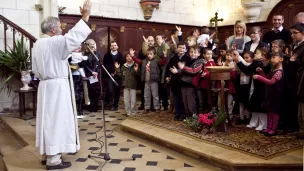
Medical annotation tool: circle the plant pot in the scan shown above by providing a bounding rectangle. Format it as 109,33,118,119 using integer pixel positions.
241,1,264,23
20,71,32,90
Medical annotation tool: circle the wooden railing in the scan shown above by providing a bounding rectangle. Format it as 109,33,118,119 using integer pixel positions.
0,14,37,57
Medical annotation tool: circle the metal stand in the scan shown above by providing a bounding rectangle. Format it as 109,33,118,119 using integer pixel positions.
84,43,134,170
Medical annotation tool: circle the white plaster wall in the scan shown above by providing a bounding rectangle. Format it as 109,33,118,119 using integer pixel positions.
58,0,281,26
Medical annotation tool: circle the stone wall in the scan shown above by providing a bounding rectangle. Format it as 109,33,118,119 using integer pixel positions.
58,0,281,26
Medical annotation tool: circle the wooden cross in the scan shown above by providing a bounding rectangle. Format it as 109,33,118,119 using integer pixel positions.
210,12,223,43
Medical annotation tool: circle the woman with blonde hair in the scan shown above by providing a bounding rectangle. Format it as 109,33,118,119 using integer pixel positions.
226,20,251,54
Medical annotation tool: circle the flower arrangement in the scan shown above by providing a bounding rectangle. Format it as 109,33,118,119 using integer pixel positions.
184,109,228,133
198,113,216,129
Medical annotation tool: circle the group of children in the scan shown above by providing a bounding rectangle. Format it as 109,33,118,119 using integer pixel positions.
112,23,304,137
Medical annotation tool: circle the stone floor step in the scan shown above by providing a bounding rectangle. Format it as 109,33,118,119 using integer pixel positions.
0,157,7,171
0,124,23,157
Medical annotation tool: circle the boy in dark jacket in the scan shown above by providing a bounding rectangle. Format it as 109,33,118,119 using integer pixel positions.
177,46,203,118
115,53,140,116
165,42,190,121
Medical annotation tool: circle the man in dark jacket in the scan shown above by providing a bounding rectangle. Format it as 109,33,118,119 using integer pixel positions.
103,41,124,111
263,14,292,51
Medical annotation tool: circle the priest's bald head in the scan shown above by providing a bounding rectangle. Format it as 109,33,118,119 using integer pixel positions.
41,16,62,36
147,36,154,47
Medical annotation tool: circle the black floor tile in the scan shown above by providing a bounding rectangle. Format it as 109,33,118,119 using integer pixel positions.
164,170,175,171
106,135,115,138
119,148,129,152
132,154,143,159
86,165,99,170
152,149,160,153
88,147,99,150
87,132,95,135
111,124,119,126
146,161,158,166
167,156,175,160
76,158,87,162
82,120,89,122
138,144,146,147
88,139,95,142
89,123,96,125
96,118,102,120
108,143,118,146
79,129,87,131
124,168,136,171
184,163,193,167
89,115,96,117
95,126,103,129
67,152,77,155
110,159,122,164
127,139,134,142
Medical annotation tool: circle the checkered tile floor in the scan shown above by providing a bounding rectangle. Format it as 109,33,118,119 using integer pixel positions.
25,103,220,171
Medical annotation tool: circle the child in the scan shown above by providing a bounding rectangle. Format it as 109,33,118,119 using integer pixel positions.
234,48,270,131
234,51,254,125
223,50,236,119
68,45,88,118
177,46,203,118
198,48,216,113
253,52,285,136
197,26,210,47
132,47,166,114
115,52,140,116
165,41,190,121
187,36,197,48
216,44,227,66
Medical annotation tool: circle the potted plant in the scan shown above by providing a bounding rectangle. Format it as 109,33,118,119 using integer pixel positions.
0,40,32,94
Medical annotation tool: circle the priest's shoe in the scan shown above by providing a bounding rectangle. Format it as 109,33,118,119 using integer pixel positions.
46,161,71,170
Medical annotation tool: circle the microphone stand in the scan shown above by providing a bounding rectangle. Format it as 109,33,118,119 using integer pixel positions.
84,44,134,170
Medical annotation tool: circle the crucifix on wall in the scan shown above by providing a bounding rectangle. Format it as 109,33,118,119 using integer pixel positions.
210,12,223,43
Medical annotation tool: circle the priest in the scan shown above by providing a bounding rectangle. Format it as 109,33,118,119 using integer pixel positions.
31,0,92,170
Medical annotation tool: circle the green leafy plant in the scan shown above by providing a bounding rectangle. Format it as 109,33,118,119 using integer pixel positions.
184,114,203,133
211,109,228,129
0,40,30,94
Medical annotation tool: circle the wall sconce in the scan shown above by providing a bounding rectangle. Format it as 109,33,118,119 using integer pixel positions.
140,0,161,20
61,23,67,30
35,4,43,11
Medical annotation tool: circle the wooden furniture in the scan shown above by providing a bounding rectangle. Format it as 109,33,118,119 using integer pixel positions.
14,89,37,118
206,66,234,131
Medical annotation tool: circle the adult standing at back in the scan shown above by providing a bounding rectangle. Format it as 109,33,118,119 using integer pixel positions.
103,41,124,111
295,12,304,24
32,0,92,169
263,14,292,49
226,20,251,54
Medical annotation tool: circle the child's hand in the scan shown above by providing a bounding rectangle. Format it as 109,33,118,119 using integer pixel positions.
256,67,263,73
163,49,167,58
210,32,216,39
252,75,258,79
143,36,148,42
129,48,135,57
170,66,178,74
201,72,206,77
178,62,185,70
232,44,237,50
166,77,171,83
92,71,98,78
114,62,120,69
134,63,139,71
290,54,297,62
175,25,181,32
